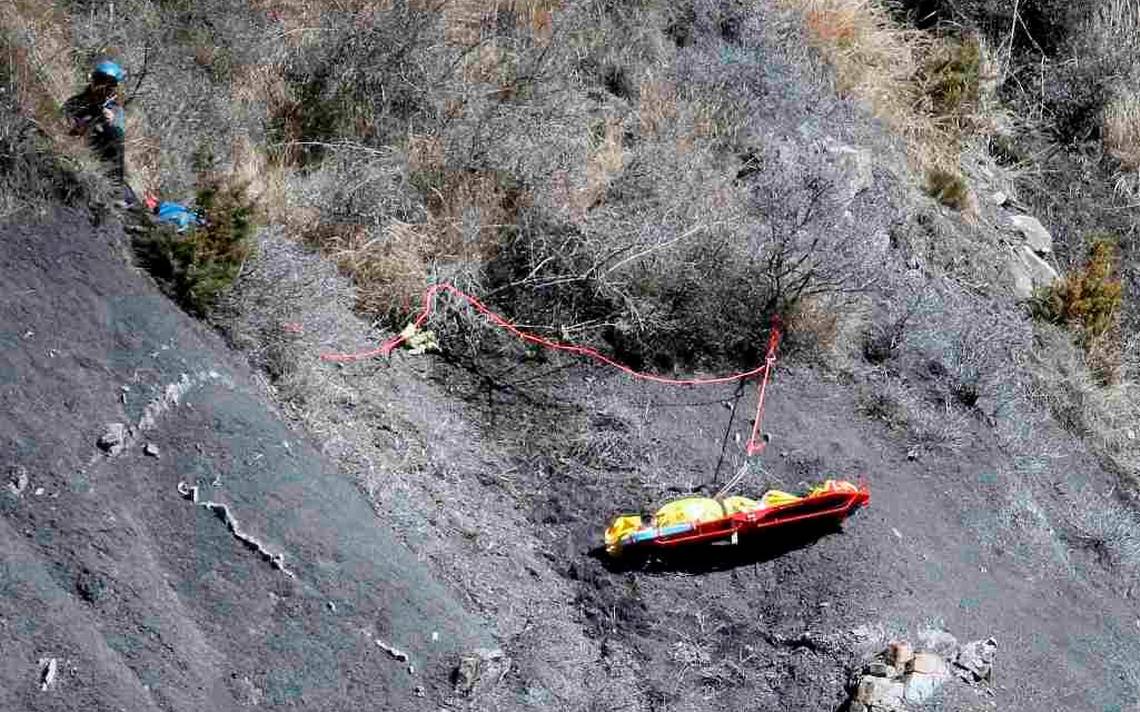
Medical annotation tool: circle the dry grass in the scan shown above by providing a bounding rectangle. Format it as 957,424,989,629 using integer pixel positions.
780,0,995,183
784,0,924,132
1,1,75,120
302,134,527,319
248,0,395,40
443,0,561,45
574,116,627,218
1088,0,1140,58
1026,325,1140,480
1104,93,1140,172
637,76,678,138
0,0,93,169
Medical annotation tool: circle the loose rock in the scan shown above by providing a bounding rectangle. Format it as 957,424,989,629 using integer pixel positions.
916,627,958,657
1009,215,1053,253
143,443,160,458
888,641,913,670
39,657,58,691
8,466,29,496
97,423,129,456
854,675,905,709
453,648,510,697
867,661,895,677
954,637,997,683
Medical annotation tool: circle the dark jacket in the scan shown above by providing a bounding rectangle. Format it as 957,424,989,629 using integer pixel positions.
63,90,126,183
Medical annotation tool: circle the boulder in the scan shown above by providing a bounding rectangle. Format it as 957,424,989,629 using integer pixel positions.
954,637,997,682
907,652,947,675
866,661,895,678
97,423,129,456
1008,245,1059,299
854,675,905,710
1009,215,1053,253
903,670,947,704
453,648,510,697
825,141,873,203
888,641,914,669
916,627,958,657
1020,245,1059,285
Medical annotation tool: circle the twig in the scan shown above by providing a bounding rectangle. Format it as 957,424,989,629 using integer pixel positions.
266,140,395,157
123,42,150,108
603,223,709,275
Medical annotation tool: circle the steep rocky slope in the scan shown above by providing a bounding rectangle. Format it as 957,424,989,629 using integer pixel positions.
0,210,490,710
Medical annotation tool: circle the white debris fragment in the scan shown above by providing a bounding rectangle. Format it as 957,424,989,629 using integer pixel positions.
39,657,58,691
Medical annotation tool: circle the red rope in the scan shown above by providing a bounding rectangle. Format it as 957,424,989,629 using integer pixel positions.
321,283,782,455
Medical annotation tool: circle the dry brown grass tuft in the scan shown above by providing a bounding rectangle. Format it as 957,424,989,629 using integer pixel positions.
1,1,75,118
1104,93,1140,172
781,0,994,180
787,0,923,125
463,41,514,85
124,111,163,196
573,117,627,218
443,0,561,45
638,77,678,138
232,134,290,224
250,0,395,39
232,62,291,111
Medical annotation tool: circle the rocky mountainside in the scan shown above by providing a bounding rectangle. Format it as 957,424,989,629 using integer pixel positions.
3,0,1140,709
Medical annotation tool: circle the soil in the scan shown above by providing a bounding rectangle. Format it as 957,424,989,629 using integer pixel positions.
0,209,490,711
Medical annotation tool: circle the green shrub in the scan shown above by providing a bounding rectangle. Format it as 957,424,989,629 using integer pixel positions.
1031,234,1124,382
132,178,256,316
1033,235,1122,341
925,168,969,209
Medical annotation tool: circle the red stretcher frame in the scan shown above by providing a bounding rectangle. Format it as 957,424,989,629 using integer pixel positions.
616,483,871,553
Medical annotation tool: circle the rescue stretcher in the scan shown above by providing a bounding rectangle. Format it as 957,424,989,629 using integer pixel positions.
604,479,870,557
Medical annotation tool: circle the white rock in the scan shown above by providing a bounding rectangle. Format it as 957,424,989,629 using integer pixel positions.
8,468,29,496
955,637,998,682
917,627,959,656
825,141,873,203
97,423,129,456
908,652,948,675
39,657,58,691
991,191,1008,206
1008,245,1059,299
1009,215,1053,253
855,675,905,708
1019,245,1059,286
904,669,948,704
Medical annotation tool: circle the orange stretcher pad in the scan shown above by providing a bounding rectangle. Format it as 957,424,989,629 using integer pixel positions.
604,479,870,556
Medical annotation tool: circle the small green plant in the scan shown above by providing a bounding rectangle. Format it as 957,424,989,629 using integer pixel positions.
1032,234,1124,382
925,168,969,209
1033,235,1122,342
132,177,256,316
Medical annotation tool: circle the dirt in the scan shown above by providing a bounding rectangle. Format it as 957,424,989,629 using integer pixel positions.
426,353,1140,711
201,225,1140,711
0,209,490,711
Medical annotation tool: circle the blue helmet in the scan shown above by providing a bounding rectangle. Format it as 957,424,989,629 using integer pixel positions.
92,60,125,83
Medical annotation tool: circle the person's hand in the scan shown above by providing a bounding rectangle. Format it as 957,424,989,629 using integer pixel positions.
102,107,115,124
